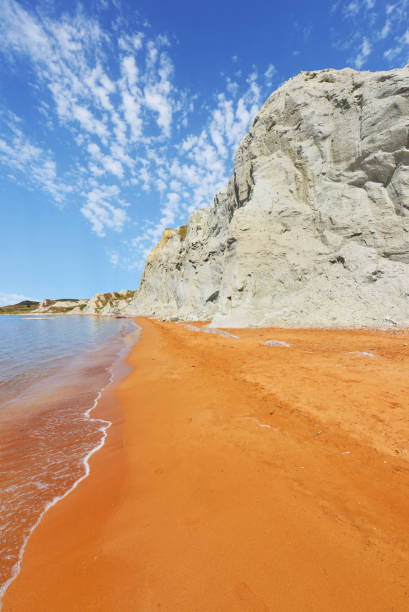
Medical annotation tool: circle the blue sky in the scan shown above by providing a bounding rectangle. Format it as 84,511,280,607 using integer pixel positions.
1,0,409,303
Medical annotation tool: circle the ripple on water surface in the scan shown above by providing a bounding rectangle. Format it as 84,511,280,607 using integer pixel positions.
0,315,139,604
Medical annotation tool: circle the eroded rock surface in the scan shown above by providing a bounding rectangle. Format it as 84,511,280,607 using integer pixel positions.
82,290,135,315
127,65,409,327
27,291,136,316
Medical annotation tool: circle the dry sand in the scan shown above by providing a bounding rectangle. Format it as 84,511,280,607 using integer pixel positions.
4,318,409,611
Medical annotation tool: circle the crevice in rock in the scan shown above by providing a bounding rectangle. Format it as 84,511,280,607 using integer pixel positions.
206,291,219,303
329,255,346,267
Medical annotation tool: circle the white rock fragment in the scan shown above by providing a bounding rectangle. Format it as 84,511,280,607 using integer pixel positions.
265,340,291,347
183,324,238,338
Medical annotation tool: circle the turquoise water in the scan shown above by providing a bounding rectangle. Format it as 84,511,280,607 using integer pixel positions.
0,315,138,606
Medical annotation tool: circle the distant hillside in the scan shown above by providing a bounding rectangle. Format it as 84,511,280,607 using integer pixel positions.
0,291,136,316
0,300,40,314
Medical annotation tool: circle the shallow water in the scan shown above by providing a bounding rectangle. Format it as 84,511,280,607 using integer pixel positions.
0,315,138,605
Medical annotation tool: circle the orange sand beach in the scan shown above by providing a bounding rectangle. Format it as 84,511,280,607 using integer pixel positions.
4,318,409,611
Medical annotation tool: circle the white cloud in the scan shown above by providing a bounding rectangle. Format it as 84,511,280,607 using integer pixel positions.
264,64,277,83
81,185,128,237
226,78,239,96
0,0,50,62
170,179,181,191
141,43,174,137
161,192,180,226
344,1,359,18
87,142,124,177
380,19,391,38
102,156,124,178
353,37,372,67
333,0,409,68
121,90,142,142
156,178,166,192
0,114,71,202
122,55,139,88
85,66,116,112
72,104,109,142
0,0,179,231
88,143,101,157
0,1,276,267
138,165,151,191
342,0,376,18
144,85,173,136
109,252,119,265
384,26,409,60
132,72,264,260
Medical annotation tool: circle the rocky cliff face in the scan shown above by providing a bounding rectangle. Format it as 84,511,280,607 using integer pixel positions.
127,65,409,328
36,298,88,314
82,290,135,315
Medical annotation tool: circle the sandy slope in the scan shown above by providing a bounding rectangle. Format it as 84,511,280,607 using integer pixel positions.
4,319,409,611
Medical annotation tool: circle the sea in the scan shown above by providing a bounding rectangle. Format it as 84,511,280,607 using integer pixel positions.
0,314,139,606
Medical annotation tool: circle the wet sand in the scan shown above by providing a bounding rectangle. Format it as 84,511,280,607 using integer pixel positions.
4,318,409,611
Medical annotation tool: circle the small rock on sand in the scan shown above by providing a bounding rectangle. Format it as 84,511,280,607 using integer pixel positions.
265,340,291,347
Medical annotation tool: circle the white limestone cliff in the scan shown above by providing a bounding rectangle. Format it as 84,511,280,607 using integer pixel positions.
82,290,135,315
126,65,409,328
32,291,135,316
36,298,88,314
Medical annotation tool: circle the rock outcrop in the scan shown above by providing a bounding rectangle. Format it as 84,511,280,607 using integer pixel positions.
126,65,409,327
82,290,135,315
36,298,88,314
5,291,137,316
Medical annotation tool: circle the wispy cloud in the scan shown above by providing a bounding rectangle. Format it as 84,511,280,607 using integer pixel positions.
354,37,372,68
384,27,409,60
264,64,277,87
0,111,71,202
343,1,360,18
80,185,129,237
0,0,277,270
130,71,264,254
332,0,409,68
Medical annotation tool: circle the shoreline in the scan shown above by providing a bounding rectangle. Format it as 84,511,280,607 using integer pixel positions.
0,388,112,609
0,320,139,609
3,311,409,331
3,319,409,610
